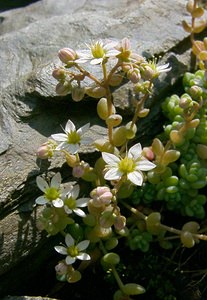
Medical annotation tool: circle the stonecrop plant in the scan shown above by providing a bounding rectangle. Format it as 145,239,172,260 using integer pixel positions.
35,1,207,299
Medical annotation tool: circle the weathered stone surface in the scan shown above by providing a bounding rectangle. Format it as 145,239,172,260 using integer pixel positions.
0,0,197,297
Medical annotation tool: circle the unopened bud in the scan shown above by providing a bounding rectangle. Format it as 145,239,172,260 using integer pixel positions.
90,186,113,207
106,114,122,127
85,86,106,98
55,261,68,275
179,94,192,109
125,121,137,139
137,108,150,118
142,147,154,161
36,141,56,159
188,85,203,99
127,68,141,83
204,38,207,49
71,86,85,102
52,68,66,81
114,215,126,231
122,62,131,73
58,48,77,64
72,164,85,178
141,65,155,80
109,74,123,86
97,97,116,120
56,81,71,96
100,210,116,228
112,126,127,147
65,152,79,167
94,138,114,152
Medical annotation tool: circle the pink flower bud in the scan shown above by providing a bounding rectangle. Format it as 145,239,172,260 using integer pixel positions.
36,142,55,159
52,68,66,81
55,261,68,275
91,186,110,198
90,186,113,206
141,65,155,80
114,215,126,231
121,62,131,73
142,147,154,161
127,68,141,83
72,165,85,178
58,48,77,63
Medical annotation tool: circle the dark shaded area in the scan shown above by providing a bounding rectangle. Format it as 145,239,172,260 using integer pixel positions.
0,0,40,12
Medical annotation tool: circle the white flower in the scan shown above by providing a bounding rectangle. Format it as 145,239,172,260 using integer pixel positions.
75,40,120,65
35,172,72,208
147,59,171,78
54,233,91,265
51,119,91,154
156,63,172,74
64,184,90,217
102,143,156,186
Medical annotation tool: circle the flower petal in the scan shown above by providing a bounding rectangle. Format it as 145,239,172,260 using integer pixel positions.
64,206,73,215
56,142,68,150
71,185,80,199
54,246,67,255
77,253,91,261
51,133,68,142
90,58,103,65
77,123,90,136
77,240,90,251
65,233,74,247
136,159,156,171
106,49,120,57
128,143,142,159
104,168,122,181
51,172,61,188
127,171,143,186
52,198,64,208
35,196,48,205
81,136,93,145
104,41,119,50
65,119,76,133
75,57,90,64
36,176,49,192
73,208,86,217
68,143,79,154
66,256,76,265
76,198,89,207
102,152,120,165
61,184,74,197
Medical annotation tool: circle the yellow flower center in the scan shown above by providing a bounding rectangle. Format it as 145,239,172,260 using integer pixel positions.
64,197,76,209
118,157,136,174
68,131,80,144
91,42,105,58
45,187,60,201
67,245,79,257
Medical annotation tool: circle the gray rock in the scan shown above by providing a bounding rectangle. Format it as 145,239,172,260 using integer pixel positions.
0,0,195,297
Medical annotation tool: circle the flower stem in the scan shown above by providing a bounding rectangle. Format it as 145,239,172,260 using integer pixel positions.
99,240,125,291
130,80,153,129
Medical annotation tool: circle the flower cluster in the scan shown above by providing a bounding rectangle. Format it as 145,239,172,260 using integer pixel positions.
34,36,201,300
52,37,171,102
